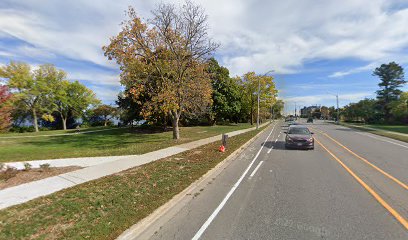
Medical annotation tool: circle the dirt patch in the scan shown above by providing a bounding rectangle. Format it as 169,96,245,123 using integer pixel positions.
0,166,82,190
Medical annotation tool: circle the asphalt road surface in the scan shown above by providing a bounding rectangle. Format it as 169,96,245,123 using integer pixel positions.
137,120,408,240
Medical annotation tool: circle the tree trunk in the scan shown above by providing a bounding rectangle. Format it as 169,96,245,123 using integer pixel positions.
250,107,254,125
32,109,39,132
59,112,67,130
171,112,180,140
104,119,108,126
62,118,67,130
163,114,168,131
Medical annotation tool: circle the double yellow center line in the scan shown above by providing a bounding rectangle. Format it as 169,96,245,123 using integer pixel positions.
317,130,408,191
312,130,408,230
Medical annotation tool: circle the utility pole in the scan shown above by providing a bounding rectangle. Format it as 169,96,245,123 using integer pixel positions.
271,105,274,123
257,70,274,130
327,92,340,124
294,102,297,119
257,77,261,129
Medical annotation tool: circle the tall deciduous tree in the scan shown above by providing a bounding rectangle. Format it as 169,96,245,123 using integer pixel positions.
373,62,406,122
117,90,145,125
0,85,13,132
240,72,276,125
93,104,117,126
0,62,61,132
207,58,241,124
272,99,284,119
390,91,408,123
103,1,218,139
342,98,378,123
52,80,99,130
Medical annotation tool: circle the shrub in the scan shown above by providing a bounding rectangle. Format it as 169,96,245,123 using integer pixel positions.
23,162,32,171
9,126,36,133
0,166,18,181
39,163,50,171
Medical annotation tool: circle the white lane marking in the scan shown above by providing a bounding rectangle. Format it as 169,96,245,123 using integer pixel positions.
355,131,408,149
268,138,279,154
249,161,264,178
191,124,276,240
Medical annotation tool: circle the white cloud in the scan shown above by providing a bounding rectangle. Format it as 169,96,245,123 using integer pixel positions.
0,6,119,68
1,0,408,102
284,92,374,109
199,0,408,76
15,45,56,59
329,63,378,78
68,71,120,87
0,50,13,57
1,0,408,76
91,85,121,103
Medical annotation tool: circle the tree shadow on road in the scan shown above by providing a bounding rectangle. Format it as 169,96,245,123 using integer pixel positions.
263,140,288,151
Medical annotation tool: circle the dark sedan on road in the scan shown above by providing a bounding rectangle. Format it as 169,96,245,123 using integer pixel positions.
285,125,314,150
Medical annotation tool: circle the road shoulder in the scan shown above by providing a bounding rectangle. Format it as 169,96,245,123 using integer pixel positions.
117,123,274,240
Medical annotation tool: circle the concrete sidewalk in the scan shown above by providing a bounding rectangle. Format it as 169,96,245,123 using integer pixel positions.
4,156,127,170
0,123,269,210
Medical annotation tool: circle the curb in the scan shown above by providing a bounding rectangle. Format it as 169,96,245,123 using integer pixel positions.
117,122,273,240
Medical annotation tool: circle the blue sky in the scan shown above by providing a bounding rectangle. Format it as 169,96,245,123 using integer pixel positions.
1,0,408,115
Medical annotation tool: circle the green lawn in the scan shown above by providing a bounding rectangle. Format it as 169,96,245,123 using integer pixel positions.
0,124,253,163
363,124,408,134
340,122,408,143
0,126,264,240
0,126,117,137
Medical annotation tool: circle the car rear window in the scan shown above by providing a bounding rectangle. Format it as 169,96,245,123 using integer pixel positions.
288,128,310,134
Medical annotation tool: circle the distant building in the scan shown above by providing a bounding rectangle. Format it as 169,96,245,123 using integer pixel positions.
300,105,320,117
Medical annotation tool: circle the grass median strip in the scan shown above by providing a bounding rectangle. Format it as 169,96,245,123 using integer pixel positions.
0,126,264,240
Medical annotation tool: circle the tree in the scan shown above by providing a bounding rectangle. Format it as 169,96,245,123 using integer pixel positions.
0,85,13,132
390,91,408,123
272,100,284,119
52,80,99,130
328,106,336,119
240,72,276,125
373,62,406,122
0,62,62,132
320,106,329,119
103,1,218,139
116,90,145,126
93,104,117,126
342,98,378,123
207,58,241,124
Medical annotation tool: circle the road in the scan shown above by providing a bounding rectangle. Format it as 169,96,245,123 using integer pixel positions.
134,120,408,240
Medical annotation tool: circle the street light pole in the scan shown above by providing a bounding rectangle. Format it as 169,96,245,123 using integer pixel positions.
327,91,340,124
257,77,261,129
294,102,297,119
270,104,274,123
257,70,274,130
